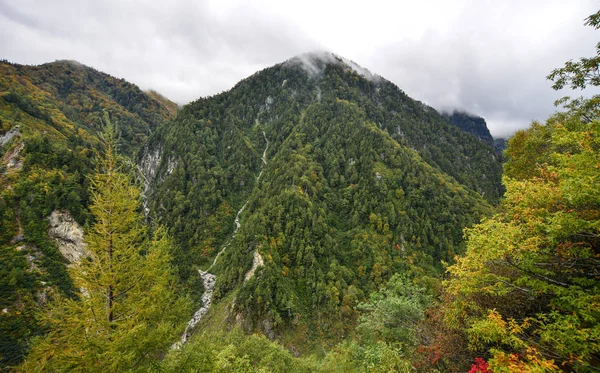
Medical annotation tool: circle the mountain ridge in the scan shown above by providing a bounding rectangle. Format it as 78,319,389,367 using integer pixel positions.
0,59,177,367
142,52,503,346
0,53,504,367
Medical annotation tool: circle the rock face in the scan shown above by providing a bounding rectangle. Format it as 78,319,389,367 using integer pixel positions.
3,143,23,171
442,111,495,148
139,146,177,214
139,148,161,188
139,148,161,214
0,125,19,147
47,210,88,264
1,126,23,172
244,250,264,281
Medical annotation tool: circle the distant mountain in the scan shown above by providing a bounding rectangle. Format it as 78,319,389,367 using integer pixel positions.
143,52,502,345
0,59,176,367
493,137,508,154
1,60,177,156
442,110,494,147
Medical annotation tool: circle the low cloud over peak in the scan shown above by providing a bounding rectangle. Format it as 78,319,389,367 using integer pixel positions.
1,0,598,138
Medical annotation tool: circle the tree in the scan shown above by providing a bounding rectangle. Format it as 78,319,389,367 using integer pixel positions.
356,274,431,347
547,10,600,122
547,10,600,91
435,11,600,372
442,99,600,372
18,129,190,372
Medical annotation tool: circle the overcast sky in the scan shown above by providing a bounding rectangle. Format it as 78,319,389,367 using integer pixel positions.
1,0,599,137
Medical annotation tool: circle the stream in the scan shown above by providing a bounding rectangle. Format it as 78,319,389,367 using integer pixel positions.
174,131,269,348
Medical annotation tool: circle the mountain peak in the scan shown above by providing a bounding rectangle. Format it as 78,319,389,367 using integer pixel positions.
285,51,381,82
442,110,494,147
45,59,87,69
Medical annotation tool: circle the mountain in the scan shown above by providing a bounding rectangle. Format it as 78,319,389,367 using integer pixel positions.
442,110,494,147
0,53,504,367
1,60,177,156
143,52,502,346
493,137,508,154
0,59,176,367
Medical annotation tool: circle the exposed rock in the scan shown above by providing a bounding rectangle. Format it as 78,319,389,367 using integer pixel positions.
263,319,276,340
0,125,19,146
139,146,177,214
22,246,42,273
166,156,177,175
47,210,88,264
244,250,264,281
11,217,24,244
140,148,161,187
36,289,48,305
290,346,300,358
2,142,24,172
139,147,161,213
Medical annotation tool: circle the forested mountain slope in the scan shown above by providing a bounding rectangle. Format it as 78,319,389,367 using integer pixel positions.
1,60,177,156
144,52,502,344
0,54,504,368
0,60,176,367
442,110,495,148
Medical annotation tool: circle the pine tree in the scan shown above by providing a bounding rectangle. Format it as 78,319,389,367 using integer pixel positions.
19,130,190,372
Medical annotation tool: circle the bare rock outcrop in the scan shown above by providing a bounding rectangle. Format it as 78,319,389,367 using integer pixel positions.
244,250,264,281
0,125,19,146
47,210,88,264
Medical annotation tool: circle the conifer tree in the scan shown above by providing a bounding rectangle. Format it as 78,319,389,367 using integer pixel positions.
19,128,190,372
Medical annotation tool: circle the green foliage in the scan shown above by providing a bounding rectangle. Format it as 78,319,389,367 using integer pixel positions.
3,92,53,125
0,59,176,369
435,14,600,370
547,10,600,91
0,244,43,368
442,111,494,148
158,328,317,373
357,274,431,346
0,131,93,367
215,98,490,341
147,57,497,342
547,10,600,129
442,114,600,371
159,326,416,373
0,55,503,370
18,135,191,372
319,341,414,373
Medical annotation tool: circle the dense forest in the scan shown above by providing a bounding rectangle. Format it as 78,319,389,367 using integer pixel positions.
0,60,177,367
0,9,599,373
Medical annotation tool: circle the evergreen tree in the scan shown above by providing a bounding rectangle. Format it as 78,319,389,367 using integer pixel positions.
18,129,190,372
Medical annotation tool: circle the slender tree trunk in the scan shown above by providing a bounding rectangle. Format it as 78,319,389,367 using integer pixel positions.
108,234,114,323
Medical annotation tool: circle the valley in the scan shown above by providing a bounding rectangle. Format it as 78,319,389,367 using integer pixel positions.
1,16,599,369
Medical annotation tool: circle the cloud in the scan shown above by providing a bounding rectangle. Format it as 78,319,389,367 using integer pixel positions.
1,0,599,137
284,51,381,83
356,0,600,137
0,0,321,103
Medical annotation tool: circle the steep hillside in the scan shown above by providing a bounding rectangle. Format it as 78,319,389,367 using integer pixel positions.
442,110,495,148
144,52,501,345
1,60,178,156
0,60,176,367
